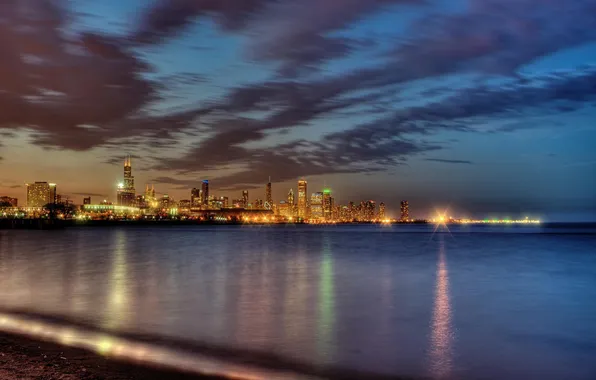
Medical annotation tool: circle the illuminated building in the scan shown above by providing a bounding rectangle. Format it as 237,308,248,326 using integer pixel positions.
363,200,376,221
213,196,228,209
82,204,140,216
242,190,249,208
160,195,174,209
348,201,355,221
286,188,295,217
117,156,136,206
135,195,147,209
379,202,386,219
311,192,323,220
339,205,350,221
297,179,308,219
83,197,91,205
265,179,272,208
232,199,244,208
0,196,18,207
178,199,191,211
322,189,333,220
191,188,201,207
254,199,264,209
278,201,290,218
400,200,409,221
200,180,209,206
26,182,57,207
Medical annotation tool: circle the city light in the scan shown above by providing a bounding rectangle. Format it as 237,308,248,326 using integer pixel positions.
0,157,544,225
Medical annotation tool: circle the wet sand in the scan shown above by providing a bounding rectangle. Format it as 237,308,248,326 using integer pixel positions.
0,332,222,380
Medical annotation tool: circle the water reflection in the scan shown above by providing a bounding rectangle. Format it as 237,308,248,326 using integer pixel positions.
429,237,453,379
317,234,335,360
104,230,130,330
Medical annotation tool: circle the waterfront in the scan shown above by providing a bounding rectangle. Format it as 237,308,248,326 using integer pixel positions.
0,225,595,379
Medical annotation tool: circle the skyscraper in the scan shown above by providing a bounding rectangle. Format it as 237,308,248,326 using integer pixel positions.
379,202,386,219
191,187,201,207
242,190,249,208
322,189,333,220
26,182,56,207
310,192,323,220
400,200,409,221
297,179,307,219
201,180,209,206
117,156,136,206
265,178,272,207
363,200,376,221
287,188,295,217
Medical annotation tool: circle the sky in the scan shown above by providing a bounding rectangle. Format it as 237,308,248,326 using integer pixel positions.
0,0,595,221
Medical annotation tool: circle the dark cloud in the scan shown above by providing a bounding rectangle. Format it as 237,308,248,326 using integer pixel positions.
132,0,273,44
158,68,596,187
390,0,596,75
425,158,473,164
0,1,204,151
72,192,106,197
133,0,422,74
250,0,422,75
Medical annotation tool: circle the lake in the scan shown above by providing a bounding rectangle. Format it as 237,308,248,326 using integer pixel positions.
0,224,595,379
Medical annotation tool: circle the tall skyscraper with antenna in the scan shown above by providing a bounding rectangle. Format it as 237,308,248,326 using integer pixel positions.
117,155,136,206
265,177,272,207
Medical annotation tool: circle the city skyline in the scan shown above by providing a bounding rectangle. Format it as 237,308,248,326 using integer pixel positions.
0,1,595,221
0,154,561,221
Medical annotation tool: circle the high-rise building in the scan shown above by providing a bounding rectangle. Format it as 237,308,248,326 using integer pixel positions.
278,200,290,218
201,180,209,206
191,187,201,207
297,179,308,219
117,156,136,206
348,201,355,221
265,179,272,207
83,197,91,205
242,190,249,208
310,192,323,220
178,200,191,210
363,200,376,221
287,189,295,217
26,182,57,207
214,196,228,209
322,189,333,220
379,202,386,219
160,194,173,209
0,196,18,207
400,200,409,221
254,199,264,209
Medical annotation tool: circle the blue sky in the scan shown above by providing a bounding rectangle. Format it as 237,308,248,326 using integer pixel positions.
0,0,595,221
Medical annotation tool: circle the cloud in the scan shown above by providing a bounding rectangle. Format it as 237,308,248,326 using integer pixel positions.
72,192,106,197
0,1,203,151
425,158,473,164
249,0,421,75
132,0,273,44
158,68,596,187
133,0,422,74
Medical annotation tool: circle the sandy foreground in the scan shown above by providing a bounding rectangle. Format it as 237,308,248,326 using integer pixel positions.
0,332,223,380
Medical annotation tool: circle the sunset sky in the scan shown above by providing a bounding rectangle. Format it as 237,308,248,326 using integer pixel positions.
1,0,595,220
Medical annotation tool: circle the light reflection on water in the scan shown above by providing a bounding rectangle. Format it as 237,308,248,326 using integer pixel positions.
0,225,595,380
428,237,453,379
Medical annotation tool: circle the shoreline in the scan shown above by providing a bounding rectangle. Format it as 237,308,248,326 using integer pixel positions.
0,331,222,380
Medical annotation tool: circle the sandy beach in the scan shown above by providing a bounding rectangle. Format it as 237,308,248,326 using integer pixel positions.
0,332,222,380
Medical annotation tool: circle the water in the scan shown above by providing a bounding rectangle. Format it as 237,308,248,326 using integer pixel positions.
0,224,595,379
